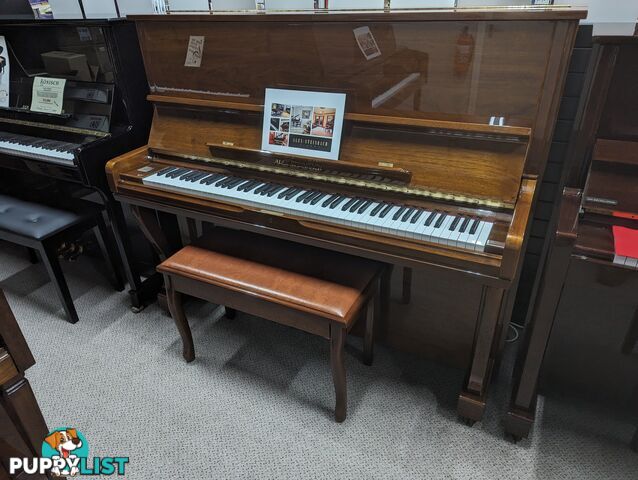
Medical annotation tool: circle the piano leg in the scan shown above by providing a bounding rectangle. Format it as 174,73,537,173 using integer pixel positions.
401,267,412,304
130,205,183,313
93,212,125,292
1,377,49,464
504,241,572,440
457,285,505,424
106,201,162,311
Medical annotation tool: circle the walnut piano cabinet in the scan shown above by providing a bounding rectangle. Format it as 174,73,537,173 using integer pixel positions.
106,7,585,423
0,290,51,479
506,34,638,444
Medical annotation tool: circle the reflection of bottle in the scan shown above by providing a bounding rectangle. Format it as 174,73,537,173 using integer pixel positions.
454,26,474,76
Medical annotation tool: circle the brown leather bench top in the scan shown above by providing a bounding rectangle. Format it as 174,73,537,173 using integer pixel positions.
158,229,383,323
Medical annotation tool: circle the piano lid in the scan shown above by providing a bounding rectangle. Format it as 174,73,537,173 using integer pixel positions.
130,8,584,208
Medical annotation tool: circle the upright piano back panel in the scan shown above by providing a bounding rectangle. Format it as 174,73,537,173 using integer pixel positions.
134,11,583,205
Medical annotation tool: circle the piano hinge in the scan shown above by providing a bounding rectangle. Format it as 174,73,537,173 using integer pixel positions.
0,117,110,138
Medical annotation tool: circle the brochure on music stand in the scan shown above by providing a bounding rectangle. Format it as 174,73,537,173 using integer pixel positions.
0,36,9,108
262,88,346,161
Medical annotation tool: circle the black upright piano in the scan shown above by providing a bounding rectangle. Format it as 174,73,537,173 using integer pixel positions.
0,19,154,309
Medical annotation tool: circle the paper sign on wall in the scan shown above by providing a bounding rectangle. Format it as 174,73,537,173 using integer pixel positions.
0,36,9,108
31,77,66,114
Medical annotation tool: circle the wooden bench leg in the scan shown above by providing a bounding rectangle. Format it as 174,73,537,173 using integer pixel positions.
330,324,347,423
363,296,374,366
164,275,195,362
39,242,78,324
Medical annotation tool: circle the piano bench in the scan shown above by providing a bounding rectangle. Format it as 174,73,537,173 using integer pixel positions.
0,194,124,323
157,228,386,423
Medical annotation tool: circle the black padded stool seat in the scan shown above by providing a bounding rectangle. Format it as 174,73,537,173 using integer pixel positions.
0,195,86,240
0,194,123,323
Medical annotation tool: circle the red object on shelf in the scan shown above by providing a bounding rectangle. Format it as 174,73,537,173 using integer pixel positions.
613,226,638,259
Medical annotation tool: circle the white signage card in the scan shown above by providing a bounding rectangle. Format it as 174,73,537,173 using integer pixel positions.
184,36,205,67
0,36,9,108
30,77,67,114
353,26,381,60
262,88,346,161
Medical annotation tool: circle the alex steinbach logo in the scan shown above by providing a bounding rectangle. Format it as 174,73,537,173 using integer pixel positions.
9,427,129,477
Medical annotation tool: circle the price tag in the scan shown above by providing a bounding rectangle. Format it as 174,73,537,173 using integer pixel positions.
30,77,66,115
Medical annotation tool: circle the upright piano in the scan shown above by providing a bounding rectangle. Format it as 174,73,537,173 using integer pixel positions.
0,19,154,309
507,32,638,443
107,8,584,422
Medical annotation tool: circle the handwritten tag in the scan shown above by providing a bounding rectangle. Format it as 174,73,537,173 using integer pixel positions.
30,77,66,115
184,36,205,68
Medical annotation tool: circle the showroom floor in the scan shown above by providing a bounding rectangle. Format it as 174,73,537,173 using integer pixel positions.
1,240,636,479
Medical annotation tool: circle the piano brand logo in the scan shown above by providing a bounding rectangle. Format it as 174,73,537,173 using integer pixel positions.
8,427,129,477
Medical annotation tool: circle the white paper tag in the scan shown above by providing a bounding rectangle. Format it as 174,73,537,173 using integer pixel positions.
30,77,67,114
184,36,205,68
0,36,9,108
353,26,381,61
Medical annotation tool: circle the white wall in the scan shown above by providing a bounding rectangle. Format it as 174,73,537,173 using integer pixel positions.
560,1,638,35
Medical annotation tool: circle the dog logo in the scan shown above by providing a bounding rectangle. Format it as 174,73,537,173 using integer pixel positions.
42,427,88,477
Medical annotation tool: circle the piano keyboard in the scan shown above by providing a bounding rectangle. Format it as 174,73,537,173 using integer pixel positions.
613,255,638,270
0,132,79,165
143,166,494,252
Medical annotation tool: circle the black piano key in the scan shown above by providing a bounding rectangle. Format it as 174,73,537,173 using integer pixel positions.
267,185,287,197
425,211,438,226
199,174,217,184
349,199,364,212
296,190,314,202
189,172,208,182
459,217,471,233
434,214,446,228
358,200,373,214
310,193,327,205
322,194,337,207
469,219,480,235
303,191,321,204
259,184,278,195
341,198,358,211
449,217,461,231
204,174,225,185
179,170,196,180
278,187,294,199
392,206,407,221
379,204,394,219
228,178,245,188
253,182,271,194
410,210,424,224
401,207,415,222
236,180,254,190
156,167,176,177
215,176,230,186
330,196,346,209
284,188,302,200
168,168,188,178
245,182,264,193
370,203,385,217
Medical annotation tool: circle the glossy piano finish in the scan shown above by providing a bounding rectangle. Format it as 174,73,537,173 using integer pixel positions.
0,19,154,309
507,34,638,443
107,7,584,422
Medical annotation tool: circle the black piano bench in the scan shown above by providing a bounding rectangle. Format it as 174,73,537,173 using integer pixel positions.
157,228,386,423
0,195,124,324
